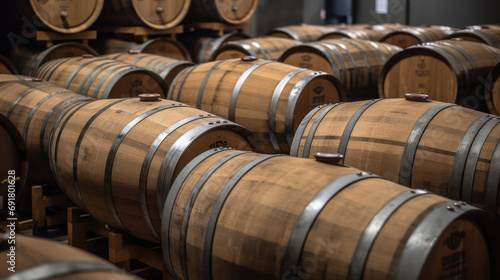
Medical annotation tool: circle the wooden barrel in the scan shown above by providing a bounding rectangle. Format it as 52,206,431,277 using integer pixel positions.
486,62,500,115
0,76,90,184
11,42,98,76
319,28,390,41
325,23,371,29
267,24,337,42
0,232,139,279
188,0,258,25
0,55,17,75
379,39,500,112
380,26,451,48
291,96,500,220
210,37,300,61
0,113,28,219
93,38,192,61
103,51,194,88
99,0,191,30
180,33,251,63
162,148,500,280
279,39,401,101
167,57,343,153
8,0,104,34
35,56,168,99
49,96,261,242
445,27,500,49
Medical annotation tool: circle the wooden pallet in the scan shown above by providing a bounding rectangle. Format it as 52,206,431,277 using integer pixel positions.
30,184,74,237
185,22,251,36
99,25,184,42
35,30,97,47
67,207,173,280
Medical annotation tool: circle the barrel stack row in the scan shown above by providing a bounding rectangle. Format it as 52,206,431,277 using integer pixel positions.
1,75,499,280
1,19,500,280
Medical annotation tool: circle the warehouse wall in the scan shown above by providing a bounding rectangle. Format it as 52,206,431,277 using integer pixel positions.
247,0,325,37
354,0,500,27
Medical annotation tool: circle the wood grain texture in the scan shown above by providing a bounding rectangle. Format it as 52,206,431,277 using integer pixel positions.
8,0,104,34
380,40,500,112
210,37,300,61
0,77,90,184
103,52,194,88
168,58,343,153
291,98,500,219
50,97,260,242
163,149,498,280
100,0,190,30
187,0,258,24
280,38,401,101
93,38,192,61
0,234,140,279
35,56,168,99
320,28,390,41
11,42,98,76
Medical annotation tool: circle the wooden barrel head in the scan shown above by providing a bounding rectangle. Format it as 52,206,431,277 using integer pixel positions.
214,0,258,24
33,42,99,75
381,33,423,48
420,219,490,279
486,63,500,115
105,69,168,98
139,38,192,61
131,0,190,30
30,0,104,34
280,46,335,75
381,54,458,101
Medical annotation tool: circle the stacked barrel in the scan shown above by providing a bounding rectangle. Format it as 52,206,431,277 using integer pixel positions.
1,1,500,279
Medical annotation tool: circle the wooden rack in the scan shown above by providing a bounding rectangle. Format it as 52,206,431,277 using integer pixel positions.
99,25,184,42
185,22,251,36
35,30,97,47
67,207,173,280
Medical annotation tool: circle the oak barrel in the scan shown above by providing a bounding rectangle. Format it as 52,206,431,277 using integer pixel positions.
0,232,139,280
380,26,452,48
319,28,390,41
8,0,104,34
35,56,168,99
0,76,90,184
267,24,337,42
162,148,500,280
291,96,500,220
167,57,343,153
187,0,258,25
99,0,191,30
103,52,194,88
180,33,250,63
445,27,500,49
0,55,17,75
279,39,402,101
11,42,98,76
49,96,261,242
0,113,28,219
210,37,300,61
486,62,500,115
93,38,192,61
379,40,500,112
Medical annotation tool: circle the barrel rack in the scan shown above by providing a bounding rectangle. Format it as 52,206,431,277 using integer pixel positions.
67,207,173,280
185,22,251,36
35,30,97,47
99,25,184,42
